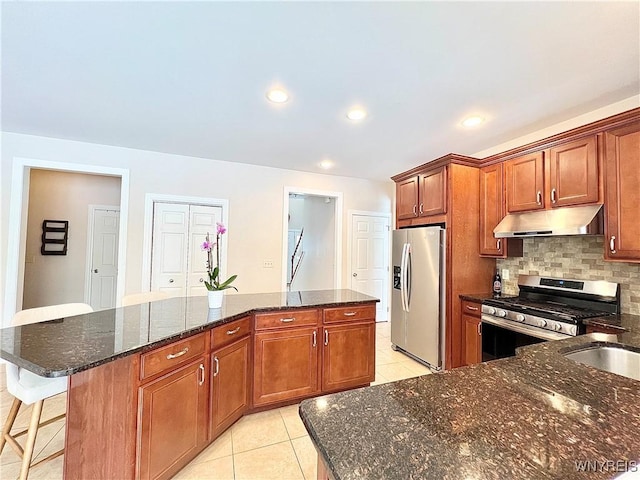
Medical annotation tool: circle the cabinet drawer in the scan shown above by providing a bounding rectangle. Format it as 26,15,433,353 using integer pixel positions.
255,309,319,330
211,316,251,349
140,333,207,381
323,304,376,324
461,300,482,318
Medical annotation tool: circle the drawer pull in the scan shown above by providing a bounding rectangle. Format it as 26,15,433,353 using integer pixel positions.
343,312,357,317
226,326,241,335
466,305,479,312
166,347,189,360
213,356,219,377
198,364,205,386
280,318,295,323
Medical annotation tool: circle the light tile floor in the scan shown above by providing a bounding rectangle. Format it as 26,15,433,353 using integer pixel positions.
0,321,431,479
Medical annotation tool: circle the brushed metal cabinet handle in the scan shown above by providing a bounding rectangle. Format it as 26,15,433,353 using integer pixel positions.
312,331,317,347
198,364,205,386
551,188,557,204
213,356,219,377
343,312,357,317
166,347,189,360
419,203,424,215
412,205,417,216
226,326,241,335
496,239,501,251
280,318,295,323
610,236,617,254
536,191,542,205
324,330,329,346
466,305,479,312
477,322,482,336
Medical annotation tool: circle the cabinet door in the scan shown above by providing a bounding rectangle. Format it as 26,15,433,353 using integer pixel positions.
321,322,375,392
462,314,482,366
396,177,419,220
138,358,208,480
548,136,599,207
479,164,505,256
253,327,319,407
210,337,250,439
604,121,640,261
418,167,447,216
505,152,545,212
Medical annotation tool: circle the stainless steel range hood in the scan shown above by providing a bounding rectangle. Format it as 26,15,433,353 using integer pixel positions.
493,204,603,238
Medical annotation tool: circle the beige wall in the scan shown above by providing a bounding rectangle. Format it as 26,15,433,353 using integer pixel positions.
23,169,121,308
1,133,394,319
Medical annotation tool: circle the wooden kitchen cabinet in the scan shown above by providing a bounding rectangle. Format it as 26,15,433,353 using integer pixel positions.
396,176,420,220
137,357,209,480
461,300,482,366
395,166,447,221
479,163,523,257
505,152,545,213
253,326,320,407
210,336,250,439
548,136,599,207
322,322,375,391
604,120,640,262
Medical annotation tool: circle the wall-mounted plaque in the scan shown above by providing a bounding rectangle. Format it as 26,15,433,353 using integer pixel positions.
41,220,69,255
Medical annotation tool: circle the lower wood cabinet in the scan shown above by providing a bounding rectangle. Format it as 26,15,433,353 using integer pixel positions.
461,300,482,366
321,322,375,391
137,357,209,480
210,336,250,438
253,326,320,407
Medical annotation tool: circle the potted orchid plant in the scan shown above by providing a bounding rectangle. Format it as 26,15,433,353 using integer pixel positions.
202,222,237,308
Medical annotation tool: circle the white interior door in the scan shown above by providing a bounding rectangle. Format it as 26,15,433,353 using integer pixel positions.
151,203,189,296
89,208,120,310
350,214,390,321
187,205,223,296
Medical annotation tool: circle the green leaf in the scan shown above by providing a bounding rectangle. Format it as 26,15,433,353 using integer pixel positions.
217,275,237,289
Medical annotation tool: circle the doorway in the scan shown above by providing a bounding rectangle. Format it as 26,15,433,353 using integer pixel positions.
349,212,391,322
5,158,129,325
282,187,343,292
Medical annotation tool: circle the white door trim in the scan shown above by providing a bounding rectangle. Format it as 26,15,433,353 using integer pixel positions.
282,186,343,291
347,210,392,319
84,205,121,305
4,157,129,327
141,193,230,293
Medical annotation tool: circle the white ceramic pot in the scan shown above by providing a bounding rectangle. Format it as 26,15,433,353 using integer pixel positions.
207,290,224,309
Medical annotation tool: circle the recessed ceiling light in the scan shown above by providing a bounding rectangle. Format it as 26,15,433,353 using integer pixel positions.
346,107,367,121
266,88,289,104
319,159,334,169
461,115,485,128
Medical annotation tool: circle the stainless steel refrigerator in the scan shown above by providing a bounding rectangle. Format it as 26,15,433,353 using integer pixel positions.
391,226,446,370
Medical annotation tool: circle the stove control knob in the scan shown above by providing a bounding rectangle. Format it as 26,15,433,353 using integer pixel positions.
496,309,507,318
515,314,525,322
537,319,547,328
485,307,496,315
551,323,562,332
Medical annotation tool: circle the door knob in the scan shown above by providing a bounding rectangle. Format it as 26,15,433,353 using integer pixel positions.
352,273,357,277
199,278,203,282
169,278,174,283
93,269,98,273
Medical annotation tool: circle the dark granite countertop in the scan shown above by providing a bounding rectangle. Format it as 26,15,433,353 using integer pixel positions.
300,317,640,479
459,293,518,303
584,313,640,333
0,289,377,378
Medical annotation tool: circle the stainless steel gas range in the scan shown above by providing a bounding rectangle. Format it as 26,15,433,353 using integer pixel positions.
480,275,619,361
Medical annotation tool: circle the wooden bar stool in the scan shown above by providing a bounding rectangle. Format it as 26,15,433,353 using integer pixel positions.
0,303,93,480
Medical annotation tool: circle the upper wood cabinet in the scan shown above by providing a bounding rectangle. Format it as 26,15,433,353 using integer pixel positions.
395,166,447,220
505,136,600,214
604,121,640,262
548,136,599,207
505,152,545,213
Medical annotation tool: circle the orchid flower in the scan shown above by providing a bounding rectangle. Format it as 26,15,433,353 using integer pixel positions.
202,224,237,292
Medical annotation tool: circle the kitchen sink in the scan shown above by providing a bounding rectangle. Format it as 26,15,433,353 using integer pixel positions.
563,344,640,381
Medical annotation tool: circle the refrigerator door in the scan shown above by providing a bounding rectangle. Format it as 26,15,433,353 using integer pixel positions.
390,230,408,350
405,226,443,368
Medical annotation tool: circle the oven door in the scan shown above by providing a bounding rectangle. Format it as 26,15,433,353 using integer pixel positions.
481,314,569,361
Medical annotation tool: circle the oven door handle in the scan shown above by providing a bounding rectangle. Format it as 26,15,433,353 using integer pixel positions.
480,314,569,341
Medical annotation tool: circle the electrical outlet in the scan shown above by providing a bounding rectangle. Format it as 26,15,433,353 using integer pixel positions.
263,260,274,268
502,269,510,281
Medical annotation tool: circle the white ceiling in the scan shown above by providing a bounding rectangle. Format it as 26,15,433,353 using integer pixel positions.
2,2,639,182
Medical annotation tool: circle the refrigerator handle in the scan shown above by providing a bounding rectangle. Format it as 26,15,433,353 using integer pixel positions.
400,243,408,312
406,244,412,309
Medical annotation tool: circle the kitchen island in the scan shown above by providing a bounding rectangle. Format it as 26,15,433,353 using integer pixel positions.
0,289,378,480
300,316,640,479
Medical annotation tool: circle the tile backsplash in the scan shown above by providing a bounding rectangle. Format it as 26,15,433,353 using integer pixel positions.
496,236,640,315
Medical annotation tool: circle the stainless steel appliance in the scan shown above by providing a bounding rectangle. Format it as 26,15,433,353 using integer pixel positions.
481,275,619,361
391,226,446,370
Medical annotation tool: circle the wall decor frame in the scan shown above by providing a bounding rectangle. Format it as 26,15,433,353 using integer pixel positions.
41,220,69,255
